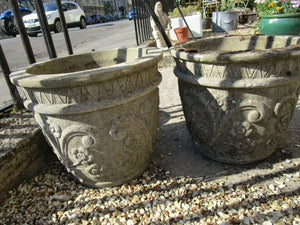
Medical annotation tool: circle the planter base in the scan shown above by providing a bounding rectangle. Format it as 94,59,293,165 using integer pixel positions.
178,79,299,164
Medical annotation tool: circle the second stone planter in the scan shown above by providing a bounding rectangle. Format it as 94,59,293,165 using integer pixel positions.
10,47,162,188
170,35,300,164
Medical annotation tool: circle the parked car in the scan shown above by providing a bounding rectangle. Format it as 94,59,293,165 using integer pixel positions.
127,10,140,20
86,16,93,25
91,14,105,23
0,7,32,37
22,1,86,37
104,14,114,22
128,10,134,20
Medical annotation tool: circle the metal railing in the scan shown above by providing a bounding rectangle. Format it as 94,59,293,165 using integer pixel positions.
0,0,183,111
0,0,73,110
132,0,176,46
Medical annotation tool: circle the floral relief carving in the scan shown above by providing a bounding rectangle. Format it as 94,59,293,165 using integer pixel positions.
46,122,103,178
109,113,151,175
47,120,62,138
71,135,95,166
180,81,271,155
274,97,296,133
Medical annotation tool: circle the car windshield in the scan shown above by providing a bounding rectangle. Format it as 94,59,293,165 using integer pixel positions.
44,3,57,12
32,2,57,13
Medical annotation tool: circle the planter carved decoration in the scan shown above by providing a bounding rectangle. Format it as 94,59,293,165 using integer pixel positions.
170,35,300,164
10,47,162,188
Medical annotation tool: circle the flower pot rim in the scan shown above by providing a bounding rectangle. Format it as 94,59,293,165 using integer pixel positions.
170,35,300,64
212,11,239,14
10,47,162,89
260,12,300,18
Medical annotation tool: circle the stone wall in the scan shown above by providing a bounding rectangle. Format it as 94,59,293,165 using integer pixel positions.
0,128,55,201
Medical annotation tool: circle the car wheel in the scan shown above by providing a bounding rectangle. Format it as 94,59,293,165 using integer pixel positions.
0,18,18,36
79,17,86,29
28,33,38,37
53,19,62,33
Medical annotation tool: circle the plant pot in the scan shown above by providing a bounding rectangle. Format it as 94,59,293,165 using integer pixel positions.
10,47,162,188
170,13,203,40
170,35,300,164
174,26,189,43
212,11,239,32
259,13,300,35
202,18,212,29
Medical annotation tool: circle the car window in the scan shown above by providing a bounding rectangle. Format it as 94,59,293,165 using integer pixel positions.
44,2,57,12
61,3,68,11
67,3,77,10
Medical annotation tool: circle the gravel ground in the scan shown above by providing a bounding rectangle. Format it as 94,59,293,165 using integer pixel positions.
0,25,300,224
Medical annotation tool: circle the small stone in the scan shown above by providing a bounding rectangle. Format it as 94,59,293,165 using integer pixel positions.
262,221,273,225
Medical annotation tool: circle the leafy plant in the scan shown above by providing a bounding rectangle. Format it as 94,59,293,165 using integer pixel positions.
104,2,113,14
168,5,200,18
255,0,300,16
220,0,248,11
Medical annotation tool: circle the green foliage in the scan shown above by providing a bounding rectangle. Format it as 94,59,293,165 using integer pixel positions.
255,0,300,16
176,0,186,7
119,6,125,16
104,2,113,14
168,5,200,18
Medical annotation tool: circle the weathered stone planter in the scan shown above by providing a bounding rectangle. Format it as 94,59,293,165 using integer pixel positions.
170,35,300,164
10,47,162,188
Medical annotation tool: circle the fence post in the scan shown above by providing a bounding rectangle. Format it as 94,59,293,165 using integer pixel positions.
33,0,57,59
0,44,24,110
55,0,73,55
9,0,36,64
144,0,172,48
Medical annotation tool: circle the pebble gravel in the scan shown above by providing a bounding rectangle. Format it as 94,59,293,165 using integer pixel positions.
0,157,299,224
1,25,300,225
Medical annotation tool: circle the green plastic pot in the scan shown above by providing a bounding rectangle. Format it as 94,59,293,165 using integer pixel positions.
259,13,300,35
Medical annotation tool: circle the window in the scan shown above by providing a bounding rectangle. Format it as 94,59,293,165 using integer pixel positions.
67,3,77,10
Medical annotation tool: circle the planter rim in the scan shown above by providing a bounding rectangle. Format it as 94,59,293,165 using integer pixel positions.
212,11,239,14
10,47,162,89
169,12,201,19
260,12,300,18
170,35,300,64
174,66,300,88
24,75,162,115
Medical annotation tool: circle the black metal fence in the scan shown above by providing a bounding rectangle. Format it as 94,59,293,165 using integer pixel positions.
0,0,73,110
0,0,177,110
132,0,176,46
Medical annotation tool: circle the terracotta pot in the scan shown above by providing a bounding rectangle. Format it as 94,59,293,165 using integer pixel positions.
170,35,300,164
10,47,162,188
174,26,188,43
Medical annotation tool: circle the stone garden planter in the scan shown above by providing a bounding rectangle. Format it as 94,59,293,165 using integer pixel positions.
10,47,162,188
170,35,300,164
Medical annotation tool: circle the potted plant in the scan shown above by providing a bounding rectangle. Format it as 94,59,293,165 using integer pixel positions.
168,5,203,40
212,0,245,32
255,0,300,35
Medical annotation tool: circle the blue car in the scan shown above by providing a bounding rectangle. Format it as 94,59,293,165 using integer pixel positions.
0,7,32,36
128,10,134,20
